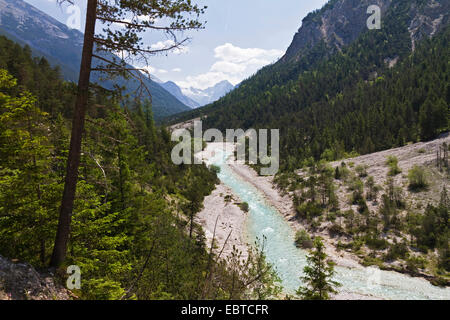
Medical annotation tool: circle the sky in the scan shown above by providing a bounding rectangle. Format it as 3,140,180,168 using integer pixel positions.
24,0,328,90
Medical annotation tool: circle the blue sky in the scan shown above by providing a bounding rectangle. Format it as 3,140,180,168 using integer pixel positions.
24,0,328,89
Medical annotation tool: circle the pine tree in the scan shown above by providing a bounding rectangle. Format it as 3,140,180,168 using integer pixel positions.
0,69,59,266
296,237,341,300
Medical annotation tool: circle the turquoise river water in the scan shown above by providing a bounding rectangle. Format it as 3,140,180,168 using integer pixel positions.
207,145,450,300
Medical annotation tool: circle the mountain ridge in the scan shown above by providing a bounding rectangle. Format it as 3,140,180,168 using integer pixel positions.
281,0,393,62
281,0,448,63
0,0,190,119
181,80,235,107
159,81,200,109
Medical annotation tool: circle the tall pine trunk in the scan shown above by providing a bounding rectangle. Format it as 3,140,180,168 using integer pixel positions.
50,0,98,268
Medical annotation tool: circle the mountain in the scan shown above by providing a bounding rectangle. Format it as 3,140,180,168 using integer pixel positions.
281,0,393,62
159,81,200,109
167,0,449,171
181,80,235,107
0,0,190,120
282,0,448,62
153,78,235,109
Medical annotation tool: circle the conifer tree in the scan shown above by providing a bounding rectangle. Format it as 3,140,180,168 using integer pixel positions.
297,237,341,300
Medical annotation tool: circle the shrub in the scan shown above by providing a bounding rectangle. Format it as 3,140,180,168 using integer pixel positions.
328,224,345,237
384,242,409,261
351,239,364,252
295,230,313,249
386,156,402,176
406,256,426,273
239,202,249,212
334,166,342,180
365,237,389,250
361,256,384,267
431,277,449,287
296,202,323,221
355,165,368,178
209,165,221,174
349,178,365,205
365,176,380,201
357,199,369,214
408,165,429,191
327,212,337,222
348,176,364,192
224,195,232,203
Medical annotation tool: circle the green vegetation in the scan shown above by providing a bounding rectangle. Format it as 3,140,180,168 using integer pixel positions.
365,176,380,202
293,162,338,226
408,165,429,191
239,202,250,212
355,165,368,178
411,188,449,260
209,165,221,174
0,38,281,300
295,230,313,249
297,237,341,300
386,156,402,176
281,148,448,282
406,256,427,273
224,194,233,204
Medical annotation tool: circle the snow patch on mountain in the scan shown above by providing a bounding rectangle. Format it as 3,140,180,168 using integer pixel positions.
181,80,235,107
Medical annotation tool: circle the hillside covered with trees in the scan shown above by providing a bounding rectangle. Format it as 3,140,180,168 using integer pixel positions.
0,36,281,300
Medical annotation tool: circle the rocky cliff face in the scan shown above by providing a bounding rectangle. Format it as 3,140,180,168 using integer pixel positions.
282,0,393,61
282,0,449,62
408,0,449,51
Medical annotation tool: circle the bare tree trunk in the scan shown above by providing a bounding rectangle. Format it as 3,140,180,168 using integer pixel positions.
189,211,194,239
50,0,98,268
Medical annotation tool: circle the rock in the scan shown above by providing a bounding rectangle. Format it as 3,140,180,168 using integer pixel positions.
282,0,393,62
281,0,449,62
0,255,71,300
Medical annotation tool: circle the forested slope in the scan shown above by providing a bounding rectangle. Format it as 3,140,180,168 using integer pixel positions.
0,36,281,300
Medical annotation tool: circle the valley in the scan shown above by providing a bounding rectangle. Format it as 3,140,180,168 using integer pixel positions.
0,0,449,303
194,139,450,299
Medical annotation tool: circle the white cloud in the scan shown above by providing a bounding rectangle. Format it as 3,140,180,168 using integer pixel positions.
179,72,243,91
176,43,283,90
214,43,282,64
172,68,182,72
210,61,246,74
150,40,190,55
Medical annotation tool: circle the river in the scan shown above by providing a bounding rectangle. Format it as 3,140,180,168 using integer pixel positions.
206,144,450,300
